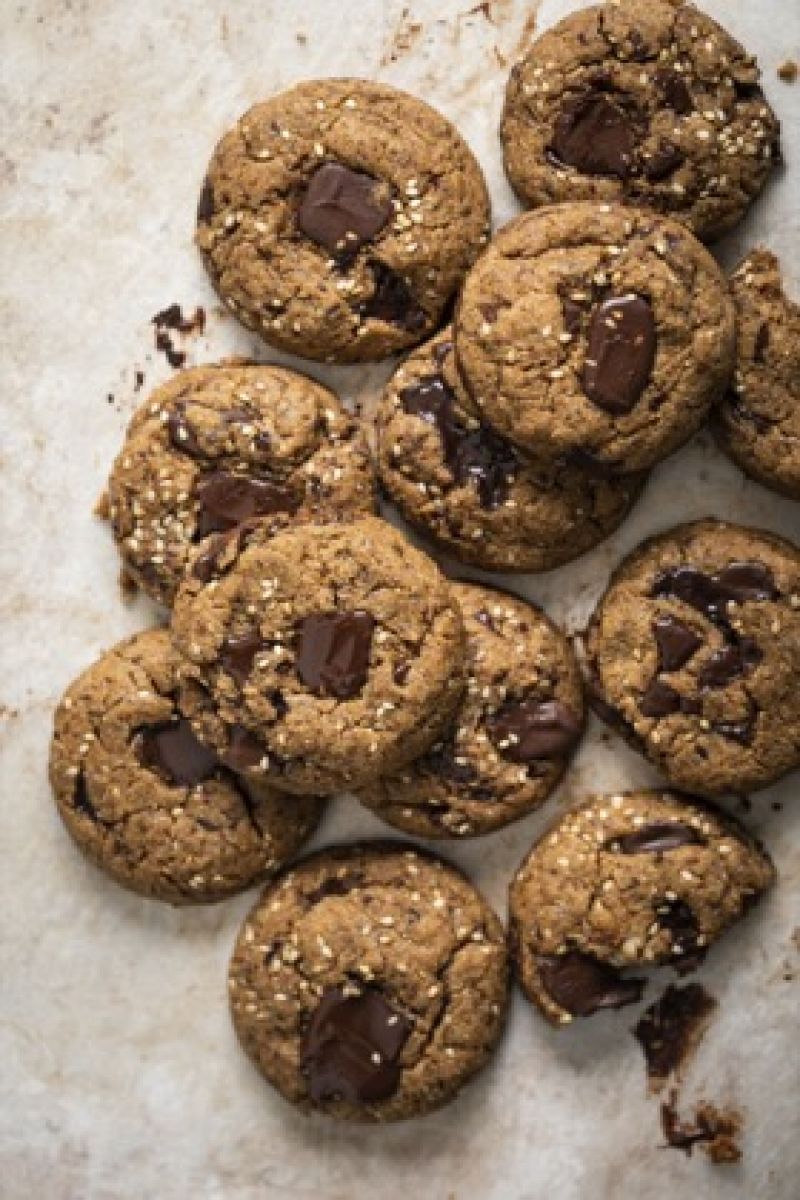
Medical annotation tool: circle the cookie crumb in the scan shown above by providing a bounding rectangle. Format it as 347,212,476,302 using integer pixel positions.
777,59,797,83
661,1089,743,1163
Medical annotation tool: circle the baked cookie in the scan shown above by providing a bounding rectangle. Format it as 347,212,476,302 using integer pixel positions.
171,516,466,795
716,250,800,501
196,79,490,363
584,520,800,795
376,327,647,569
358,582,584,838
501,0,781,243
454,203,735,473
509,790,774,1025
49,630,323,904
101,363,375,608
228,842,508,1121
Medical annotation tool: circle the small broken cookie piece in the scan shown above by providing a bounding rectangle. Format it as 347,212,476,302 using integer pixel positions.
49,630,323,904
196,79,490,362
357,582,584,838
228,842,509,1121
103,363,376,608
585,520,800,795
454,204,734,473
501,0,781,242
171,516,467,795
376,326,647,571
715,250,800,501
508,790,774,1026
661,1090,743,1163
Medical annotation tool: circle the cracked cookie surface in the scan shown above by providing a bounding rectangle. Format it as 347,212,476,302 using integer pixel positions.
228,842,508,1121
716,250,800,501
509,790,774,1026
171,516,466,795
196,79,490,363
358,582,584,838
584,520,800,795
376,326,646,569
49,630,323,904
454,203,734,473
501,0,781,243
103,363,376,607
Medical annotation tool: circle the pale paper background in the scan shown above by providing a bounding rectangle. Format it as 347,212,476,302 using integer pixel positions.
1,1,798,1197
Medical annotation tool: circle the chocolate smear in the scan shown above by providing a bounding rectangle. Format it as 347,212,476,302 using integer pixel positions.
634,983,717,1090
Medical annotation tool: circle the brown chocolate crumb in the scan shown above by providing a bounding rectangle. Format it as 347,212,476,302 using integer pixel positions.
151,304,205,370
661,1089,743,1163
134,369,145,391
777,60,797,83
634,983,717,1091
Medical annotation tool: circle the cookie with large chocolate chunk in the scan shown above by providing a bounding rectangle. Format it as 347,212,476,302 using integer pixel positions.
716,250,800,501
358,582,584,837
196,80,490,362
455,203,734,473
171,516,466,795
509,790,774,1026
584,520,800,795
49,630,323,904
501,0,781,243
101,363,375,608
376,327,647,570
228,842,508,1120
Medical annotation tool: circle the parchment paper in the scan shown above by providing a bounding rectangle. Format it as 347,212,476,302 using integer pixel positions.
1,2,798,1197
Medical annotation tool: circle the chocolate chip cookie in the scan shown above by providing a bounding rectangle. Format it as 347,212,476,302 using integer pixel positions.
584,520,800,795
49,630,323,904
101,363,376,608
509,790,774,1025
171,516,466,795
501,0,781,243
357,582,584,838
715,250,800,501
228,842,508,1121
455,203,735,473
376,327,647,569
196,80,490,363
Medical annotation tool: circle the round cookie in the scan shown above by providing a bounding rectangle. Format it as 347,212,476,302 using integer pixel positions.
584,520,800,795
196,79,490,363
454,203,735,473
49,630,323,904
358,582,584,838
102,363,376,608
376,327,647,570
171,515,467,795
501,0,781,243
509,790,774,1026
715,250,800,501
228,842,509,1121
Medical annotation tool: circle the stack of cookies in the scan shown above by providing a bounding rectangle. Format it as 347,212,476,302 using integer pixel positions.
50,0,798,1127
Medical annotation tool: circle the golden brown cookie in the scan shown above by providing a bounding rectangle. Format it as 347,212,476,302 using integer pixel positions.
228,842,509,1121
501,0,781,242
49,630,323,904
196,79,490,362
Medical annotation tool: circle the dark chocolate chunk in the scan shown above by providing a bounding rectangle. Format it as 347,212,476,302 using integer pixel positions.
640,679,700,718
643,141,685,181
194,471,298,538
549,92,636,178
655,69,693,115
653,616,703,672
716,562,778,604
392,662,410,686
296,611,375,699
538,951,645,1017
301,987,411,1104
652,562,778,620
420,739,479,785
656,896,701,962
486,698,581,762
135,718,218,787
634,983,717,1085
609,822,705,854
224,725,267,771
197,177,215,224
698,639,762,688
73,772,99,821
582,294,656,414
359,262,427,330
401,375,519,509
220,631,266,686
753,322,770,362
297,163,392,254
167,405,206,458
